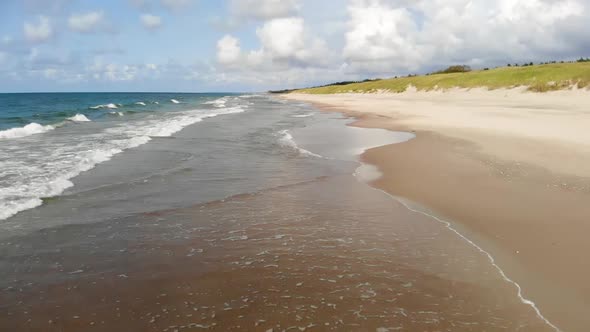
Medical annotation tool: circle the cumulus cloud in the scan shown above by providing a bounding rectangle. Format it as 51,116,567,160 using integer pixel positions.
230,0,301,20
257,17,305,58
9,0,590,91
140,14,162,30
343,0,589,74
68,11,105,33
217,35,241,65
23,16,53,43
217,16,330,71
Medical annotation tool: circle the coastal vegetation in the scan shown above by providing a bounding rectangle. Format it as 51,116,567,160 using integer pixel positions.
292,61,590,94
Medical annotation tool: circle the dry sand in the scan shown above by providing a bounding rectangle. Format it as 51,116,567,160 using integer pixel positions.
283,88,590,332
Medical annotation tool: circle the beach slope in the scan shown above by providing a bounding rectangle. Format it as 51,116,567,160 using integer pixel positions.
283,88,590,332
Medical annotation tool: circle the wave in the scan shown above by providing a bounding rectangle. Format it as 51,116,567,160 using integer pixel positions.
108,111,124,116
0,145,139,221
90,103,118,109
278,130,323,158
0,105,248,222
132,106,246,138
0,122,55,139
292,113,314,118
68,114,91,122
204,97,227,108
171,99,180,104
135,102,146,106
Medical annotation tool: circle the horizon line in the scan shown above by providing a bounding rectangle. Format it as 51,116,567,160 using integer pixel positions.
0,91,263,94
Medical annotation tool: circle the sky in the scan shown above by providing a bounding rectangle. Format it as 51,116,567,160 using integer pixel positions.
0,0,589,92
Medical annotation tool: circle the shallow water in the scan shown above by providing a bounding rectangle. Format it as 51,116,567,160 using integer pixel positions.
0,95,552,331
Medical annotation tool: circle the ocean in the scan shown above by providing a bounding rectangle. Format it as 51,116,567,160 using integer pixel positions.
0,93,552,331
0,93,246,223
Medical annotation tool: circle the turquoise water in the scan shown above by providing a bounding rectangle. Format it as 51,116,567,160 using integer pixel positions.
0,92,231,131
0,92,246,221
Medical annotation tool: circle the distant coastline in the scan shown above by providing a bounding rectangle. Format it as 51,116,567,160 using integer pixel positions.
272,60,590,94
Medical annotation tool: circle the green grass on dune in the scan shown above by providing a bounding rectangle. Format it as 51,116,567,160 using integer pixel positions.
294,62,590,94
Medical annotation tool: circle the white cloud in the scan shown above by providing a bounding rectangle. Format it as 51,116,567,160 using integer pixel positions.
230,0,301,20
140,14,162,30
257,17,305,58
217,35,241,65
343,0,589,74
68,11,104,33
88,59,139,81
217,16,330,71
23,16,53,43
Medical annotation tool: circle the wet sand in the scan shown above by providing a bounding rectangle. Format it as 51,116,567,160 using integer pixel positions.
1,176,550,331
283,89,590,331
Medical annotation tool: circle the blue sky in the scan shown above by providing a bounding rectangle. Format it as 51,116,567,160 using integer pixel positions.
0,0,588,92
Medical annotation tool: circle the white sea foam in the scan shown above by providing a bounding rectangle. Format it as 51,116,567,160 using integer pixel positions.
0,147,124,221
129,106,246,138
108,111,124,116
90,103,118,109
0,105,247,222
0,198,44,221
68,114,91,122
171,99,180,104
278,130,323,158
0,123,55,139
204,97,227,108
292,113,314,118
135,101,146,106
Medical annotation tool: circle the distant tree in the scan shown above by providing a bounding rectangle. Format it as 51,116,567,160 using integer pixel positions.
507,64,511,67
431,65,472,75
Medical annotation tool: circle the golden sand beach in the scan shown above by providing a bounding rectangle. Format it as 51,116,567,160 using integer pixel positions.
283,88,590,331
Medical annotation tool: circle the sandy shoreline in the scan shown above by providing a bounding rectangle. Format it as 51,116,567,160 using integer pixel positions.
283,89,590,332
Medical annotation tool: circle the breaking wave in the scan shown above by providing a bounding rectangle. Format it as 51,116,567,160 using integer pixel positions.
0,106,247,221
0,123,55,139
278,130,323,158
90,103,118,109
68,114,91,122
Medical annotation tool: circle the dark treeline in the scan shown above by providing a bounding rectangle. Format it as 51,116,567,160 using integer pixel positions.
430,65,472,74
